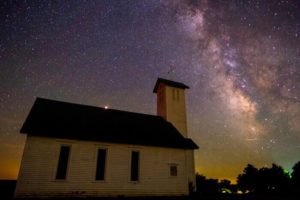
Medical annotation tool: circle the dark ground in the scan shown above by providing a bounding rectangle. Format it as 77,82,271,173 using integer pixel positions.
0,180,16,199
1,180,298,200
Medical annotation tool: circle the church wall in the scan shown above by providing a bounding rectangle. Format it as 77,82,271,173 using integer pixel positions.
15,136,191,198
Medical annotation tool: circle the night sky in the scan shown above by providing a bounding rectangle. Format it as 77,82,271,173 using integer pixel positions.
1,0,300,182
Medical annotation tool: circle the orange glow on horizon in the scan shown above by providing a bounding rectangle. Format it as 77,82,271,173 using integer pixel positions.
0,163,19,180
0,143,24,180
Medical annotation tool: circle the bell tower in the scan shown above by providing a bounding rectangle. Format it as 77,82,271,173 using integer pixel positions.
153,78,189,137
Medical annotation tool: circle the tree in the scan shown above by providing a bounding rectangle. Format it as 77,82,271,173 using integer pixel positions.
291,161,300,195
237,164,258,193
270,164,290,194
255,164,290,194
237,163,291,194
195,174,219,195
219,179,231,189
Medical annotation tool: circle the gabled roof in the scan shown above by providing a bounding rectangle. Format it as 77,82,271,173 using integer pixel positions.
153,78,189,93
21,98,198,149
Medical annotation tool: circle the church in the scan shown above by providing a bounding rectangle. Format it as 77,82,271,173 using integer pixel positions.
15,78,198,198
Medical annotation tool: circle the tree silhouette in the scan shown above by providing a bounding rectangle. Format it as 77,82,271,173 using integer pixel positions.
291,161,300,195
196,161,300,197
237,163,291,195
195,174,219,195
237,164,258,193
219,179,231,189
256,164,290,194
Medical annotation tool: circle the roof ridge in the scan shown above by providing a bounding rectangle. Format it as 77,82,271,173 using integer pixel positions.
35,97,162,119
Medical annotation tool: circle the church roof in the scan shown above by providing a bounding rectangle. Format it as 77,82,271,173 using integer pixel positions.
21,98,198,149
153,78,189,93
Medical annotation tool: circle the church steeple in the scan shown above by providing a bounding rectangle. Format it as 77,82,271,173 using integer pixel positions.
153,78,189,137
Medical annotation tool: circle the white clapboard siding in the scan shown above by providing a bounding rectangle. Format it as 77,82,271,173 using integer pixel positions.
15,136,195,198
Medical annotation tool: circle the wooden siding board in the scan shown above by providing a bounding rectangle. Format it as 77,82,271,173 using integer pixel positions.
15,136,193,198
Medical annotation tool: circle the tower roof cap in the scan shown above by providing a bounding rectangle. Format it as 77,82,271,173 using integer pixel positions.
153,78,189,93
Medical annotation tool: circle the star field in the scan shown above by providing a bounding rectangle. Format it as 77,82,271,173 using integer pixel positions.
0,0,299,181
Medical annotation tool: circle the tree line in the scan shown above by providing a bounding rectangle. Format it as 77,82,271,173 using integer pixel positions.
195,161,300,197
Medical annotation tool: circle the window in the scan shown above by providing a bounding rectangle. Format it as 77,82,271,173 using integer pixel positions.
95,149,107,180
172,88,180,101
130,151,139,181
172,88,176,100
170,165,178,177
159,87,164,100
56,145,70,180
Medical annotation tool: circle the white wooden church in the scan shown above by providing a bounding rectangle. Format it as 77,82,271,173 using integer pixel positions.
15,78,198,198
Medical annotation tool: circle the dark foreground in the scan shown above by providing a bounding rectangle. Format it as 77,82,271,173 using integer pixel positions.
10,195,300,200
1,180,298,200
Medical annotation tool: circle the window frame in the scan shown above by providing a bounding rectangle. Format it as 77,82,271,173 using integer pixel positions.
172,88,180,101
176,89,180,101
95,148,107,181
172,88,176,100
55,145,71,181
169,163,178,177
130,151,140,182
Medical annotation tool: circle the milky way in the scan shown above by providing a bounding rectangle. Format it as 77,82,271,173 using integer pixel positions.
0,0,299,181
